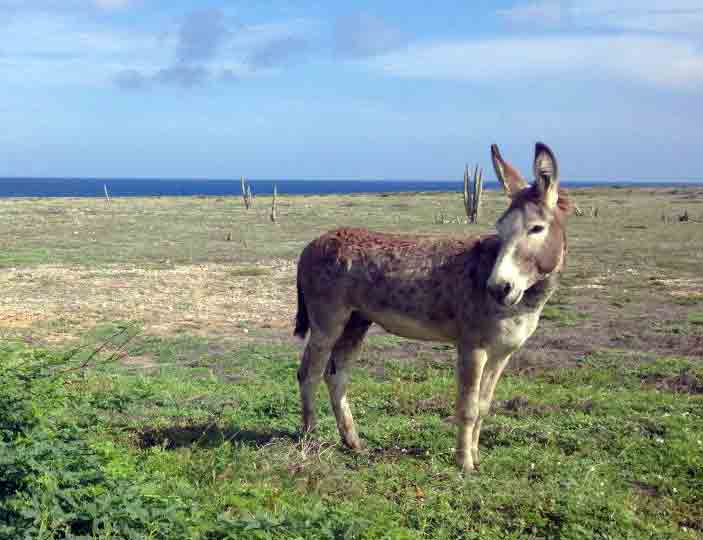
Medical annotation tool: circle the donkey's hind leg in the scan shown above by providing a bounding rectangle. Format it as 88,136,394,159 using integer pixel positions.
298,334,335,434
298,308,349,434
325,312,371,450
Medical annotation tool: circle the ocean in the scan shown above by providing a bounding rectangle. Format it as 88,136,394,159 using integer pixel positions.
0,178,698,198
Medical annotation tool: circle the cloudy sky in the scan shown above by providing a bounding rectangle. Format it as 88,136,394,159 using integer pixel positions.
0,1,701,180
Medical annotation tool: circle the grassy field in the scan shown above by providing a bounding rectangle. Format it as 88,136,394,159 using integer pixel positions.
0,187,702,539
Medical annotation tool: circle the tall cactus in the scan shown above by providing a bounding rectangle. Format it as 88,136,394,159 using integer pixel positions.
241,176,254,209
270,184,278,223
463,164,483,224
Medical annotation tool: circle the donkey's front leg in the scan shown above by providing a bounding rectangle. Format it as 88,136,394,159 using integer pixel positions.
455,344,488,472
472,352,513,468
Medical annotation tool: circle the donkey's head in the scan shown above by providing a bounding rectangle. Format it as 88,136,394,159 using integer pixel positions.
487,142,571,306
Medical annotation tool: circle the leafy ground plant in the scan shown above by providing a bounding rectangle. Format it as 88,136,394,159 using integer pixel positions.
3,337,700,539
0,345,188,539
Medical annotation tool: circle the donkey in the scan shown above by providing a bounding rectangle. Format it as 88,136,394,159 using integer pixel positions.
294,143,572,472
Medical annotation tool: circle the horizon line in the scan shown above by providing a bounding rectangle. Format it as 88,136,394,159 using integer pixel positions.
0,177,702,184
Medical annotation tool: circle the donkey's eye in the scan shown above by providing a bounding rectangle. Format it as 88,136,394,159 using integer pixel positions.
529,225,545,235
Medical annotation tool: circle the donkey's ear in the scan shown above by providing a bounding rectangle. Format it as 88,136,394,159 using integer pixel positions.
491,144,527,198
533,142,559,209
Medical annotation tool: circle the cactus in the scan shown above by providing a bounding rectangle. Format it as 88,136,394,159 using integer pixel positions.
270,184,278,223
463,164,483,224
241,176,254,209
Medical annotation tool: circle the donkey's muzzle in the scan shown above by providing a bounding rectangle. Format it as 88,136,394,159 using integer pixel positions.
488,282,513,304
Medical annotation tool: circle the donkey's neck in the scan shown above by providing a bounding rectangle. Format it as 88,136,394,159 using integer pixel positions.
502,272,560,316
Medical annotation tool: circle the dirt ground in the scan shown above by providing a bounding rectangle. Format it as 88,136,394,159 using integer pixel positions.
0,187,701,370
0,261,296,344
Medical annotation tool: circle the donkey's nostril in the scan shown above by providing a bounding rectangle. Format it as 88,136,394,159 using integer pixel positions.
489,282,513,303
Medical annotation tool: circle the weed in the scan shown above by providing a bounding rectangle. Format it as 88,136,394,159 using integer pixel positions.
0,346,188,539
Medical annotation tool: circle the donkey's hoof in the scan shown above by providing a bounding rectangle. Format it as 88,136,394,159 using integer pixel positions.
343,437,365,451
456,452,477,473
302,418,318,432
471,449,481,468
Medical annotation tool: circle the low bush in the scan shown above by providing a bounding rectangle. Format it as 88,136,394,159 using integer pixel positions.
0,346,186,539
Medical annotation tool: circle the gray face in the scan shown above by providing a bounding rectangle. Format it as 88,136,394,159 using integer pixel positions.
487,143,563,307
488,201,557,306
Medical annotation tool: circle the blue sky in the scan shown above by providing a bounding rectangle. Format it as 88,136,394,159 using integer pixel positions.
0,1,701,180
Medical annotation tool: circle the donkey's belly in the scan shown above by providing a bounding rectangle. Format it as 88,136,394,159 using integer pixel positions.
364,310,457,343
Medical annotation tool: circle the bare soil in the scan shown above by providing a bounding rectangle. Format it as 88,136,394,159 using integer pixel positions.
0,188,701,373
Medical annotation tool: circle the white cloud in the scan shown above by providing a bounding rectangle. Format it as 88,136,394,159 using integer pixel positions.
499,1,703,34
496,1,564,25
93,0,132,9
335,13,406,58
0,0,135,12
122,15,321,88
370,35,703,90
489,2,703,91
0,13,159,58
0,12,165,86
0,6,321,88
229,19,321,53
604,10,703,34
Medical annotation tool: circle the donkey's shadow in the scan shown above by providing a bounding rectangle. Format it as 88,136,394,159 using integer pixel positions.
136,423,298,450
136,423,438,462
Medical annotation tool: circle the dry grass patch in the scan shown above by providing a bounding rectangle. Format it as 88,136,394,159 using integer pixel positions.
0,260,297,344
0,188,702,365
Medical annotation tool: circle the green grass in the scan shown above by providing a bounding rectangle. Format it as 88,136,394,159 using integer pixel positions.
3,336,700,539
0,247,51,266
1,188,702,538
540,305,591,327
672,294,703,306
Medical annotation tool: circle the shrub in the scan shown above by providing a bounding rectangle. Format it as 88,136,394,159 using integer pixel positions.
0,346,187,539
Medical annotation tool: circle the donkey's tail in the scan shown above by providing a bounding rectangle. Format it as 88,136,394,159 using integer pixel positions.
294,281,310,339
